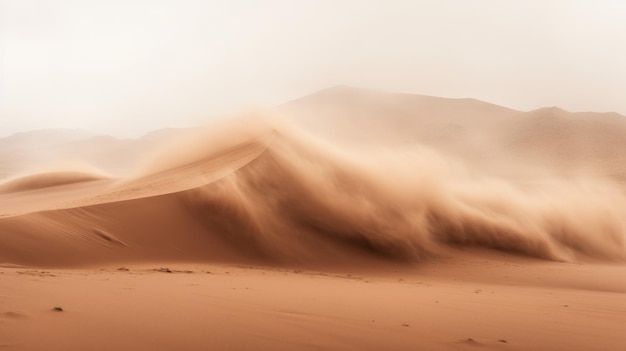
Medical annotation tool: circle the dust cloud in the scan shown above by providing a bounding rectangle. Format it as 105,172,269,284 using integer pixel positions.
176,114,626,264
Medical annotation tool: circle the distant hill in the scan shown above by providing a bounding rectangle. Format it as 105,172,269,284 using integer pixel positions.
282,86,626,180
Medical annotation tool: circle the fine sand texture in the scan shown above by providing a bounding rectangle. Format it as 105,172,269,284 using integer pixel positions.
1,87,626,350
2,258,626,351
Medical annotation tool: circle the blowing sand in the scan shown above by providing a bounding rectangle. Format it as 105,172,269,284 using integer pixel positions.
1,87,626,350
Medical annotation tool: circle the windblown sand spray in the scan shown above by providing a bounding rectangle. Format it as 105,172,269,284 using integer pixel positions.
182,117,626,263
135,115,276,177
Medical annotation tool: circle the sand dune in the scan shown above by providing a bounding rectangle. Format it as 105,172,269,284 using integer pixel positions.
2,113,625,267
2,87,626,350
0,172,107,194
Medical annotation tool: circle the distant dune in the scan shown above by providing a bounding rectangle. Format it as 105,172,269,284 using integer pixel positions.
0,171,107,194
0,127,191,180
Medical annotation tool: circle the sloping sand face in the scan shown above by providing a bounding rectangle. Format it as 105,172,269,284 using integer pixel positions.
1,88,626,350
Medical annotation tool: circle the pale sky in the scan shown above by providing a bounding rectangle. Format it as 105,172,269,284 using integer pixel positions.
1,0,625,137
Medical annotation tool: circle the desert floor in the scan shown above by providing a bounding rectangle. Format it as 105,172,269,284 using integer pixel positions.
2,251,625,351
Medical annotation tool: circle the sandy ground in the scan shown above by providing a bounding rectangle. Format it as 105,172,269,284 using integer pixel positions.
2,254,626,351
2,87,626,350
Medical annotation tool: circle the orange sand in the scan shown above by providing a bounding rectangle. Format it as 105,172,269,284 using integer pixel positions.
1,87,626,350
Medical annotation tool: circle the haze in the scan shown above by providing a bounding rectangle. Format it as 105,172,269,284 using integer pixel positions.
3,2,626,350
1,0,625,137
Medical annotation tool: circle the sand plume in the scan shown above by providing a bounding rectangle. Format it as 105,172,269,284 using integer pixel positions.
179,120,626,264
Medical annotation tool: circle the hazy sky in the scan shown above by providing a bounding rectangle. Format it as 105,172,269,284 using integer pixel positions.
1,0,625,137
